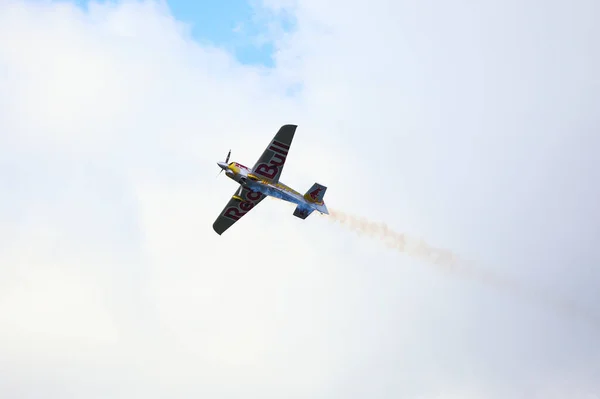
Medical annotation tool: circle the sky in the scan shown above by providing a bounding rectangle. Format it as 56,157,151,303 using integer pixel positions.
0,0,599,398
68,0,289,66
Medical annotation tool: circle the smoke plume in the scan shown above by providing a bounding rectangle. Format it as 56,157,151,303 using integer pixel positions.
325,208,600,330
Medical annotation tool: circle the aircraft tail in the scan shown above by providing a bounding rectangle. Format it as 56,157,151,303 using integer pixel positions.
293,205,314,219
293,183,328,219
303,183,327,204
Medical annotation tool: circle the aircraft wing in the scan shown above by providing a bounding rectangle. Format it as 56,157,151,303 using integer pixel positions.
212,186,267,235
251,124,296,184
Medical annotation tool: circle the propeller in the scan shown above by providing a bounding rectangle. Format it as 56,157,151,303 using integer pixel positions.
217,149,231,177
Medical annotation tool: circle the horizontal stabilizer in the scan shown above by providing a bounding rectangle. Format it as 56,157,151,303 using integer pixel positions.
293,205,314,219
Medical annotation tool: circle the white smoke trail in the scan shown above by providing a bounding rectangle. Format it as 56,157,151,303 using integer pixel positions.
325,208,600,329
265,196,599,327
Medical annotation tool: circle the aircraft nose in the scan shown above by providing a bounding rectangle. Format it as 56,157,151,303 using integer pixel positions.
217,162,227,169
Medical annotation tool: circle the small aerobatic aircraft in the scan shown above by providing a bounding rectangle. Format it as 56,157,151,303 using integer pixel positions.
213,124,328,235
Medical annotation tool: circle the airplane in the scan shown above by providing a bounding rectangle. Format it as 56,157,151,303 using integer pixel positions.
213,124,329,235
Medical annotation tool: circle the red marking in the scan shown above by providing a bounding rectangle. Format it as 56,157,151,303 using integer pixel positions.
240,201,253,211
224,207,244,221
270,153,285,166
273,140,290,150
309,187,323,200
254,140,289,180
255,163,278,179
222,188,264,221
269,145,288,156
246,190,262,201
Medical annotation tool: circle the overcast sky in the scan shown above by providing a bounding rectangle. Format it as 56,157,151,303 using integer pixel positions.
1,0,599,398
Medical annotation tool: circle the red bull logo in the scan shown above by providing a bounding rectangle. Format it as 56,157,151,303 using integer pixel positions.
223,188,263,221
254,140,289,180
304,186,324,204
309,187,322,200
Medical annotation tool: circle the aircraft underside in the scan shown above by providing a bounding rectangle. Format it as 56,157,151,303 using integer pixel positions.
244,180,307,209
213,124,328,235
242,180,327,220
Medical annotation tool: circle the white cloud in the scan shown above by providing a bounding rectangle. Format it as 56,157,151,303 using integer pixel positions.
1,0,599,398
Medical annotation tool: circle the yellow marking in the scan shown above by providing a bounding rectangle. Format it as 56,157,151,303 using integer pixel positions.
232,195,244,201
228,163,240,174
246,178,302,198
274,182,301,196
303,193,324,205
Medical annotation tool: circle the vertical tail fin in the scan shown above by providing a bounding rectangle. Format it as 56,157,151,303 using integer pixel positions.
303,183,327,204
301,182,328,216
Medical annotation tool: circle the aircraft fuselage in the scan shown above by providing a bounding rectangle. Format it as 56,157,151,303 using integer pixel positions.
217,161,316,210
213,124,328,235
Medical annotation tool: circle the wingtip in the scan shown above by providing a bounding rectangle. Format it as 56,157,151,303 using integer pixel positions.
275,124,297,143
280,124,298,132
212,223,224,235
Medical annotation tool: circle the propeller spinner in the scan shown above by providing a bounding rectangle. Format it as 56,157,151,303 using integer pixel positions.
217,150,231,177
